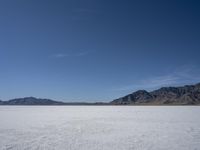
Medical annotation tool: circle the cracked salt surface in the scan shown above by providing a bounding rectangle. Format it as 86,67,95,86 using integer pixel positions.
0,106,200,150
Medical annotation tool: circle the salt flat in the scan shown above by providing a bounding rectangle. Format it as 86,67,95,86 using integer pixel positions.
0,106,199,150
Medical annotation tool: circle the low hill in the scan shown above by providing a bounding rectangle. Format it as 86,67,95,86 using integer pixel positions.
1,97,65,105
0,97,108,105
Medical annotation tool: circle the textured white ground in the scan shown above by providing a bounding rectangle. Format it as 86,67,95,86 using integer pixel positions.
0,106,200,150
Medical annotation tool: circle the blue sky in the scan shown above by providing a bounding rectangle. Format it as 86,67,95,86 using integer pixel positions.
0,0,200,101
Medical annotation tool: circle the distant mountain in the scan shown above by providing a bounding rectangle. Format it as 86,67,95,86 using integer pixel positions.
1,83,200,105
111,83,200,105
1,97,65,105
0,97,109,105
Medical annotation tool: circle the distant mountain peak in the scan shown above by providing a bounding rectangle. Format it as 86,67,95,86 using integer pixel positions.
133,90,148,94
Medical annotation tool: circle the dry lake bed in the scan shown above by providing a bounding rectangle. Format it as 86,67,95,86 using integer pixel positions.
0,106,199,150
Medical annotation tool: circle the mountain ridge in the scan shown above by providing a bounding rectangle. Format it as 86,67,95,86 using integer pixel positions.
0,83,200,105
111,83,200,105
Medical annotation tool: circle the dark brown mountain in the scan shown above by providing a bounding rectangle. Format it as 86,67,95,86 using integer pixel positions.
111,83,200,105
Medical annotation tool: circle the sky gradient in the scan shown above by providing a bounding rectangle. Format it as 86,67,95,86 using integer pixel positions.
0,0,200,101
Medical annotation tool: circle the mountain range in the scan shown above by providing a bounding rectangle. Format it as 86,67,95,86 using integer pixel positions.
111,83,200,105
0,83,200,105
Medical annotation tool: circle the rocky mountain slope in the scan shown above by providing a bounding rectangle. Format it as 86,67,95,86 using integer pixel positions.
111,83,200,105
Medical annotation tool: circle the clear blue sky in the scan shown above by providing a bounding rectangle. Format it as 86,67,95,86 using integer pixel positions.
0,0,200,101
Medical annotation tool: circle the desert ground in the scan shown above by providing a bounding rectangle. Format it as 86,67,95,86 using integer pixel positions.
0,106,199,150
